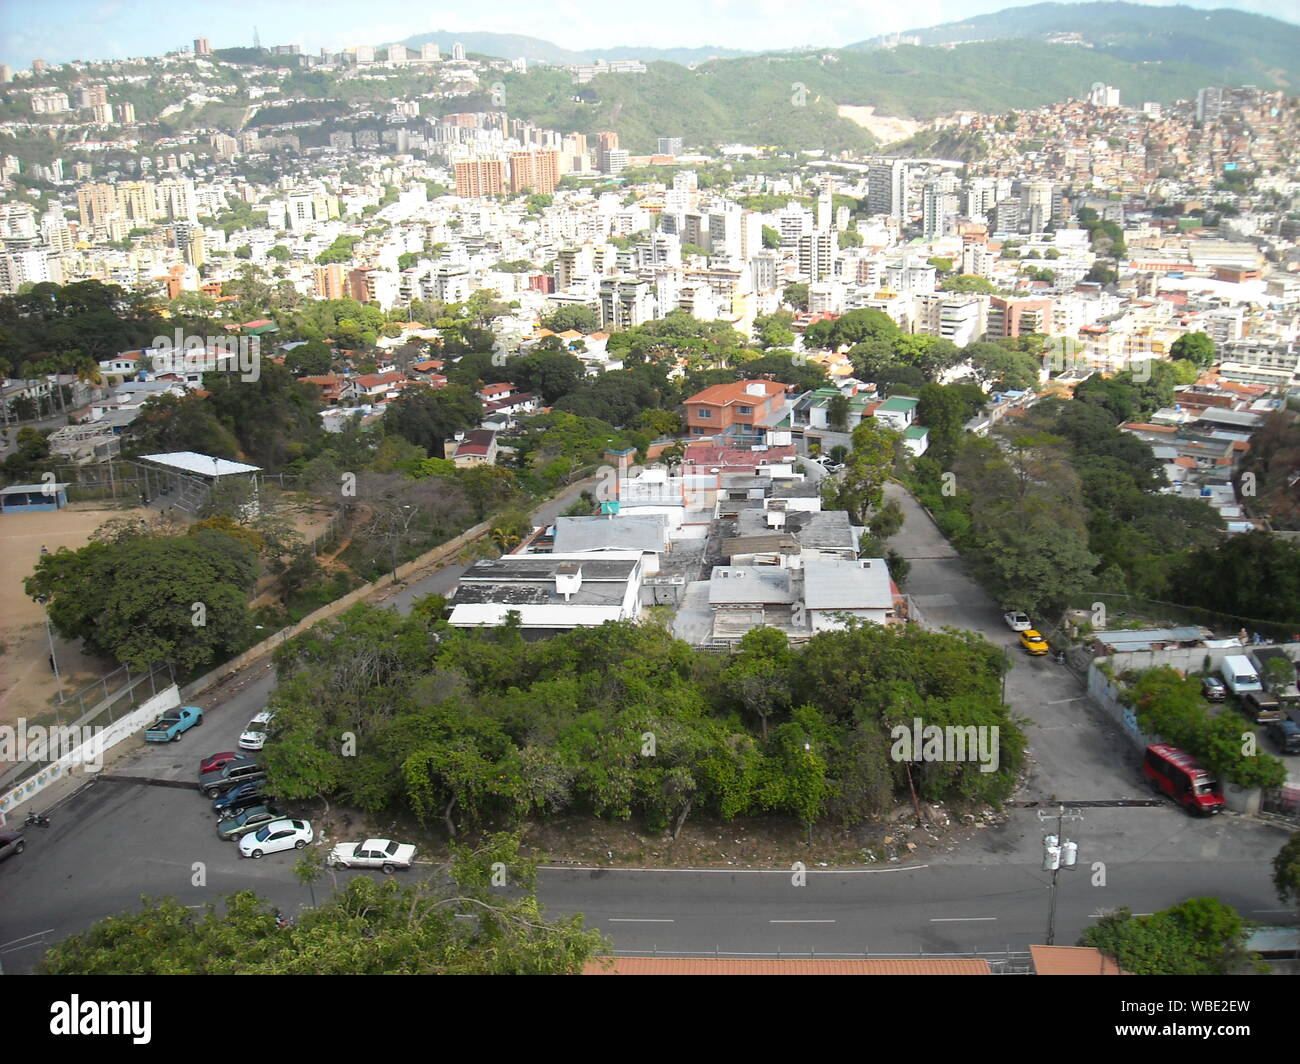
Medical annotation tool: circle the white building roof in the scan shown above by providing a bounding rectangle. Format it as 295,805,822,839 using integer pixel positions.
138,452,262,476
803,558,893,611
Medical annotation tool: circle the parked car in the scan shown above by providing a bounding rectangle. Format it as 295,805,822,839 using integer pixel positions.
0,829,24,862
238,819,313,859
145,705,203,743
238,710,276,752
1264,717,1300,755
328,838,417,873
1019,629,1049,655
1142,743,1224,816
199,751,240,776
1240,690,1286,724
213,780,269,819
216,805,281,841
1200,675,1227,702
1004,611,1032,632
201,756,266,799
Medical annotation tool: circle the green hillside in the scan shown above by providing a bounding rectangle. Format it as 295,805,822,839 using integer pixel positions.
850,3,1300,89
481,38,1258,153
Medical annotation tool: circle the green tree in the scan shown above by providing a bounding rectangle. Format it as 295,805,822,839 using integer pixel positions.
1274,833,1300,910
283,338,333,377
25,530,257,673
940,274,996,295
1171,331,1216,368
826,420,902,523
384,385,483,459
540,306,600,334
1081,898,1256,975
761,224,781,249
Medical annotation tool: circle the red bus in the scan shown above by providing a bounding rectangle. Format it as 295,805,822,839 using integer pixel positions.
1142,744,1224,816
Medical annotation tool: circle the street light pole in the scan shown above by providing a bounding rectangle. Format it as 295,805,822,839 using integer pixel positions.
37,595,63,705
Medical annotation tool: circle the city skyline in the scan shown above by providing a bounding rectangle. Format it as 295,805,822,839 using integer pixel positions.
2,0,1299,69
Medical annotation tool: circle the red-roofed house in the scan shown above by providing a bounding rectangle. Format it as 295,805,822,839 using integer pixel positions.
683,379,792,444
451,429,498,468
343,371,406,403
478,382,515,402
299,375,346,404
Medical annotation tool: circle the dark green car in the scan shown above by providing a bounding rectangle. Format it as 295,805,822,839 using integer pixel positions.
216,805,280,841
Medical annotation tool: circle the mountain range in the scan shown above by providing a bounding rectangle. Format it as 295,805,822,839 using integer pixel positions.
352,5,1300,154
397,30,750,67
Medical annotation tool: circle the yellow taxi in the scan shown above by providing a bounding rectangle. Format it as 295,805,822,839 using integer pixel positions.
1019,629,1050,655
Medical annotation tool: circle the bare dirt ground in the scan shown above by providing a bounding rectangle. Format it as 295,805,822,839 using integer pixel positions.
837,105,926,145
0,504,146,729
300,801,1008,870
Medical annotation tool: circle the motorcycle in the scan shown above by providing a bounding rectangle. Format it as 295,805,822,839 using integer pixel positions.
24,810,50,828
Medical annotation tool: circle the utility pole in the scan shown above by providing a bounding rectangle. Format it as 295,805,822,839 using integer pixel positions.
1039,805,1083,946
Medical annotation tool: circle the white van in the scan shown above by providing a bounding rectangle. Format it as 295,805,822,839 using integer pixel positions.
1220,654,1263,696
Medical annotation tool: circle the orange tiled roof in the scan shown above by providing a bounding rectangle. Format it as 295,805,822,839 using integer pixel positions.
686,379,788,407
1029,946,1131,975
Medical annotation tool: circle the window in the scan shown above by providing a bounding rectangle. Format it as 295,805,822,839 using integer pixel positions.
737,405,753,415
696,408,712,419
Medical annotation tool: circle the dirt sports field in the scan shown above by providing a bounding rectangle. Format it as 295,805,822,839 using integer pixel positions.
0,504,145,730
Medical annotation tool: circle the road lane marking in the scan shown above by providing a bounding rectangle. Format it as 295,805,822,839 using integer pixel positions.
609,918,675,923
929,917,996,922
769,919,835,924
1046,697,1086,704
0,928,54,951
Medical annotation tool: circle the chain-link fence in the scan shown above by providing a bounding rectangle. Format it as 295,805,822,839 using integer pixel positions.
0,662,175,794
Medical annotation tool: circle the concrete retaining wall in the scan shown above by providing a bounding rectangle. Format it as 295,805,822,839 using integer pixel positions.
0,684,180,821
179,519,491,701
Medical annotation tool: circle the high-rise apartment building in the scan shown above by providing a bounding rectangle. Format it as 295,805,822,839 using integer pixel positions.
76,183,117,230
313,263,345,300
194,37,212,56
600,148,629,174
867,160,910,222
657,137,683,156
451,43,466,61
508,150,560,194
796,232,835,282
114,102,135,124
454,158,506,198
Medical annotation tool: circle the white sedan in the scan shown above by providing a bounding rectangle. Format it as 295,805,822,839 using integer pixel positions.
238,818,313,859
328,839,417,873
1004,610,1032,632
238,709,276,751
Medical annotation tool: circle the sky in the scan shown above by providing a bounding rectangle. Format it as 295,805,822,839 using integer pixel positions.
1,0,1297,68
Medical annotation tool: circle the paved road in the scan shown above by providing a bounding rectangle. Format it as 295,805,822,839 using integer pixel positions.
0,475,1293,971
882,481,1139,803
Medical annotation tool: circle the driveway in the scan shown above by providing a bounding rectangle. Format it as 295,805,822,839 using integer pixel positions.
882,482,1145,804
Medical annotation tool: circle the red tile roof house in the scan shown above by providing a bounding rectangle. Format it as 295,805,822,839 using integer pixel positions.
451,429,498,468
478,382,516,402
298,374,346,404
343,371,406,403
683,379,793,445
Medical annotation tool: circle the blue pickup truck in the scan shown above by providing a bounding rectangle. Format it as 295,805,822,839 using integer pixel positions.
145,705,204,742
